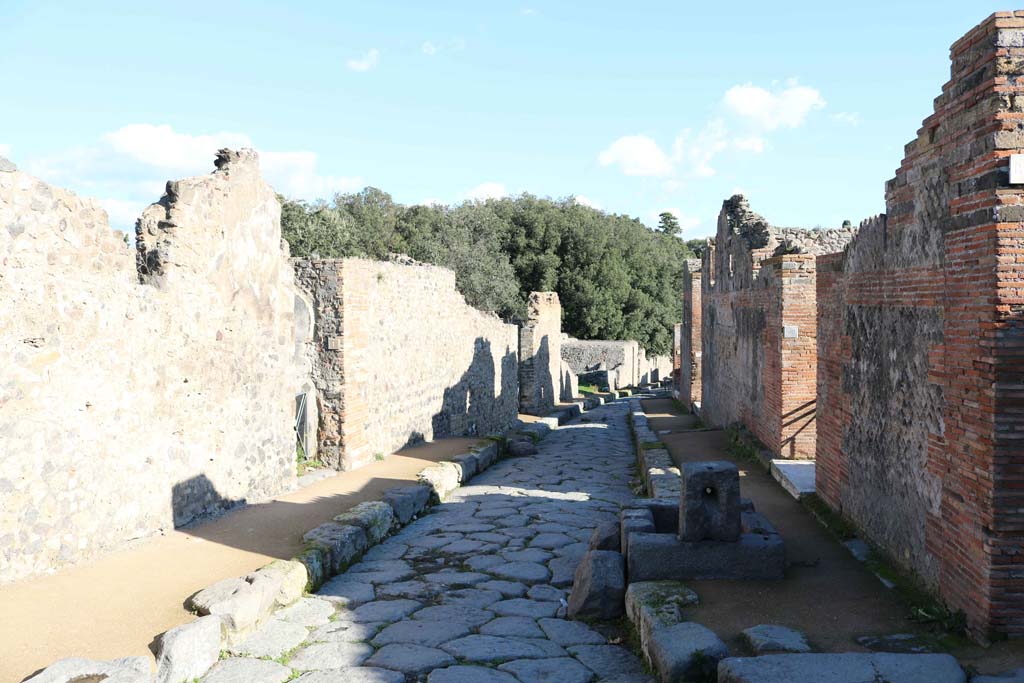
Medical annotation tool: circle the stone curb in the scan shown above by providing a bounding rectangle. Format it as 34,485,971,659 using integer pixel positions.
628,398,681,501
31,396,622,683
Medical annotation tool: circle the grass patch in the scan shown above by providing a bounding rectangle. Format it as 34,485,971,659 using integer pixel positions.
295,441,324,475
725,425,760,462
639,441,665,450
579,383,599,394
671,397,691,414
801,493,858,541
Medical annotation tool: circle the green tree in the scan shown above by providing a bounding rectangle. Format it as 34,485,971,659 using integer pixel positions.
657,211,681,236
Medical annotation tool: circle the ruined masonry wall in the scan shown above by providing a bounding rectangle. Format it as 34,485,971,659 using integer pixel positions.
294,258,519,470
680,259,703,405
519,292,563,415
701,196,841,459
0,150,304,582
816,12,1024,638
561,339,640,387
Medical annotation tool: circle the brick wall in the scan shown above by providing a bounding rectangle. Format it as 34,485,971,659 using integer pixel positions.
815,12,1024,638
519,292,563,415
679,259,703,405
701,196,850,459
294,257,519,471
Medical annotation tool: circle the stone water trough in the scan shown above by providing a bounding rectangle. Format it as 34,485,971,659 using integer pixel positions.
624,460,785,581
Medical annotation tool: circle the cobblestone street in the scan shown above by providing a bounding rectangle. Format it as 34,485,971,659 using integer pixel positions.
203,400,651,683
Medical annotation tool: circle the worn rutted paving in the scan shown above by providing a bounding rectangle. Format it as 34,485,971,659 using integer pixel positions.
203,400,652,683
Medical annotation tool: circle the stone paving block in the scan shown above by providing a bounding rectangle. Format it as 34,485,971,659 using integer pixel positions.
537,618,606,646
427,665,519,683
372,619,471,648
318,576,375,606
287,641,374,671
717,653,966,683
648,622,728,682
382,485,432,525
275,597,335,627
567,550,625,619
335,501,395,545
201,657,292,683
418,462,463,501
481,617,546,638
441,634,550,662
229,618,308,659
624,581,696,645
25,657,152,683
366,644,455,674
293,667,405,683
499,656,595,683
187,577,262,636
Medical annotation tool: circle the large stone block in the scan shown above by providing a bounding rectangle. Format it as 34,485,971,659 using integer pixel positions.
335,501,394,545
620,507,656,559
567,550,625,619
679,461,741,542
648,622,728,682
25,657,152,683
155,615,223,683
302,522,369,574
627,531,785,582
717,653,965,683
383,485,432,525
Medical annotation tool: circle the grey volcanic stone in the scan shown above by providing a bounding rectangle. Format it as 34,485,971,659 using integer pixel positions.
589,520,621,551
230,618,308,658
648,622,728,682
679,461,741,541
499,657,594,683
287,641,374,670
412,605,495,628
348,599,422,623
366,643,455,673
293,668,405,683
742,624,811,654
156,614,223,683
26,657,152,683
442,634,549,662
335,501,395,544
974,668,1024,683
492,561,551,583
201,658,292,683
620,508,656,555
276,597,335,627
627,531,785,581
717,653,966,683
480,580,529,597
318,577,375,606
309,620,384,644
303,523,369,574
480,617,546,638
187,577,261,634
508,438,539,456
372,619,470,647
428,666,519,683
442,588,503,608
527,584,564,602
567,550,625,619
537,618,606,645
531,533,574,549
548,555,579,587
568,645,648,678
383,485,432,524
492,598,560,618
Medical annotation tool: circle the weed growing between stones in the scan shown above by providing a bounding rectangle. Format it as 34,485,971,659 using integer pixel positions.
579,383,599,394
639,441,665,450
725,425,761,463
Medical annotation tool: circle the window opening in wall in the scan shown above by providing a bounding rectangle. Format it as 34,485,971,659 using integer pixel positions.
728,253,734,278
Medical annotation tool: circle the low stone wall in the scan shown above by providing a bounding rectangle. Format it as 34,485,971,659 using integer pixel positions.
519,291,563,415
0,150,305,582
293,257,519,471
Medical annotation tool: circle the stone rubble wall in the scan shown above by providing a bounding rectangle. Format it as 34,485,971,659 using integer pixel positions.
518,291,564,415
561,338,640,387
0,149,305,582
815,12,1024,638
293,257,519,470
701,197,841,460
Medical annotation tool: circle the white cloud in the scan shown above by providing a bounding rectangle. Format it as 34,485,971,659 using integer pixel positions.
598,135,673,177
723,81,825,130
22,124,363,230
521,7,538,16
463,182,508,201
421,41,438,56
732,135,765,153
574,195,602,210
347,48,380,72
833,111,861,126
0,143,10,158
671,120,730,178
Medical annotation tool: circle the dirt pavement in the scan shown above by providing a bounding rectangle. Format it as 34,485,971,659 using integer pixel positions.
2,438,481,683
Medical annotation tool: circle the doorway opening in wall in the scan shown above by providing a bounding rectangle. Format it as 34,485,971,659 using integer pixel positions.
295,392,311,472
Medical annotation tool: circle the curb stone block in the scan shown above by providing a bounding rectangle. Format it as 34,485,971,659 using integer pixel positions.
717,652,966,683
451,453,480,481
155,615,222,683
418,462,462,502
473,442,500,469
567,549,625,619
188,577,262,636
625,581,698,646
620,507,656,558
294,546,330,592
383,485,433,525
302,522,368,574
335,501,395,545
648,622,728,683
25,657,153,683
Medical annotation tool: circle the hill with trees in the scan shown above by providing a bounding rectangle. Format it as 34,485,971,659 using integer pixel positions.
281,188,700,355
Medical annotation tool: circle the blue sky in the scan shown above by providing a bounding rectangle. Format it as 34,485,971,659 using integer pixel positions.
0,1,1007,237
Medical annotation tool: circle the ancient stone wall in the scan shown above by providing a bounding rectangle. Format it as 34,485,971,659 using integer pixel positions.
0,150,305,582
561,339,640,388
816,12,1024,638
519,292,563,415
701,196,850,459
678,259,703,405
294,257,519,470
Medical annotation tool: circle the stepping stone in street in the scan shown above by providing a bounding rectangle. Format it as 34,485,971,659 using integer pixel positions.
201,657,292,683
365,643,455,674
498,657,595,683
371,619,471,648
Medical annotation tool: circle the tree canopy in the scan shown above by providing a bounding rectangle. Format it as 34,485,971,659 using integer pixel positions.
281,189,694,355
